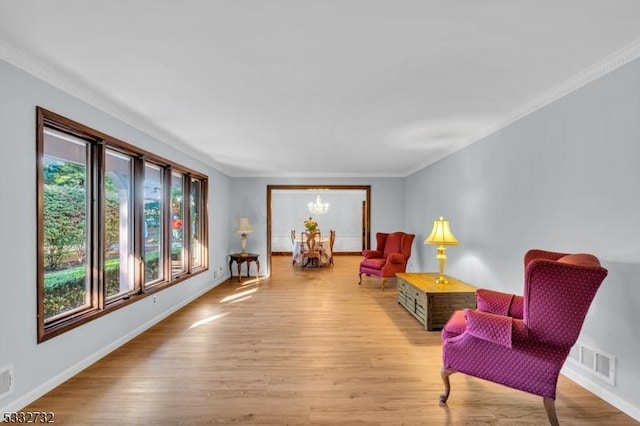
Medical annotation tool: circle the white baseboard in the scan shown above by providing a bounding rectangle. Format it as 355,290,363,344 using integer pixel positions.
1,274,228,413
562,363,640,421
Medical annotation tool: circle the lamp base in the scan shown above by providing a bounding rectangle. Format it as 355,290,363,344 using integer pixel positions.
240,233,248,256
436,246,449,285
435,275,449,285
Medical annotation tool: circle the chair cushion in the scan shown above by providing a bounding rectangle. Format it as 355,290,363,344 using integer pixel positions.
465,309,513,348
360,258,385,270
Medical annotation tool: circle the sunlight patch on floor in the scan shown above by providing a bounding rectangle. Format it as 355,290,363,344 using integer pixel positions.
220,288,257,303
188,312,230,329
227,296,252,304
239,277,263,286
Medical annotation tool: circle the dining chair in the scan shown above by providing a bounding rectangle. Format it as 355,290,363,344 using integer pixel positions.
296,231,308,266
328,230,336,265
291,230,299,265
302,232,322,267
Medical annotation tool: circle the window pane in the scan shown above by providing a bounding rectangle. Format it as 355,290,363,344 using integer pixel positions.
171,172,185,276
42,129,90,321
190,178,203,268
105,149,134,301
144,163,164,284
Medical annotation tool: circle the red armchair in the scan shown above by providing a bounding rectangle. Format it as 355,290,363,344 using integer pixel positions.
358,232,415,289
439,249,608,425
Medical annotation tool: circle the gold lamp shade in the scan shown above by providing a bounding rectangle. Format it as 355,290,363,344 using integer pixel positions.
425,216,458,284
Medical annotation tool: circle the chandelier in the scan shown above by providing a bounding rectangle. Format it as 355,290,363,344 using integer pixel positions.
308,194,329,214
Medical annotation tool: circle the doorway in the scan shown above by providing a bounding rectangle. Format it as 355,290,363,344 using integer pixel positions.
266,185,371,275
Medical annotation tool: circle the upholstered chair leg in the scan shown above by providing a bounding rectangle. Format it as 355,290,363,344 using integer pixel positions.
439,367,455,403
543,397,559,426
381,278,386,290
358,272,363,285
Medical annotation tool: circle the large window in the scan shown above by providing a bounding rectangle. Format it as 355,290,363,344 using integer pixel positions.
37,107,208,342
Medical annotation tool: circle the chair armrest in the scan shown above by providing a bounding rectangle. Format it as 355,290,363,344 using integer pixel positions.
464,309,513,348
362,250,382,259
476,288,517,316
386,253,406,264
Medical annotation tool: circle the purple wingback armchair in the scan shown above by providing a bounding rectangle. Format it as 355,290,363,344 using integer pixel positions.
358,232,415,289
439,249,608,425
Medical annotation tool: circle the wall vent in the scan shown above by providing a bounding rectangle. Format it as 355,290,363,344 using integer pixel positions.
568,343,615,385
0,364,14,400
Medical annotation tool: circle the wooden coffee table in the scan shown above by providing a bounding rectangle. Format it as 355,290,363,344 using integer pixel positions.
396,272,476,330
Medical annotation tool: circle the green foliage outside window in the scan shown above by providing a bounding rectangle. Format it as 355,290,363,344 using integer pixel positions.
43,160,87,271
104,176,122,257
43,185,86,271
44,252,163,318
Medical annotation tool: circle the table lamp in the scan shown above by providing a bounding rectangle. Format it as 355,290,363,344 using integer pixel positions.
235,217,254,256
424,216,458,284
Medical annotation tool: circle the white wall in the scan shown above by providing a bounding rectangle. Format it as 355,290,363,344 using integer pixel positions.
0,59,232,412
405,58,640,419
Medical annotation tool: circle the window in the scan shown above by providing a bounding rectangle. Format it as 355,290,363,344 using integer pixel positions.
143,162,164,285
170,172,185,277
37,107,208,342
41,129,91,322
190,177,205,270
105,149,134,302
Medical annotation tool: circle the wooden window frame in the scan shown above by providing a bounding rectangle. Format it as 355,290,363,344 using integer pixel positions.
36,107,209,342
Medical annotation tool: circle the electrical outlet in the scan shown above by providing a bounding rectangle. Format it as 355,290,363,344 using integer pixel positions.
213,270,219,278
152,296,157,304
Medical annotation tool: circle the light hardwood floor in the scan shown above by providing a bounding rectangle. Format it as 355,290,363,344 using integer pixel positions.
24,256,636,425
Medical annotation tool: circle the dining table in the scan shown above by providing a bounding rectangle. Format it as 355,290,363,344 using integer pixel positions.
292,235,331,267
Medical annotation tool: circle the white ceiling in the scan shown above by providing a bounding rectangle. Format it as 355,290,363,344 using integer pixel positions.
2,1,640,177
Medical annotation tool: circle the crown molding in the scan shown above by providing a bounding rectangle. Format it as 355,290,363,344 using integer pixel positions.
405,37,640,177
0,40,228,173
479,38,640,139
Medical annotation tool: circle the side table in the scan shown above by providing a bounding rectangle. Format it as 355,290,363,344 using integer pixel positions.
229,253,260,283
396,272,476,330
